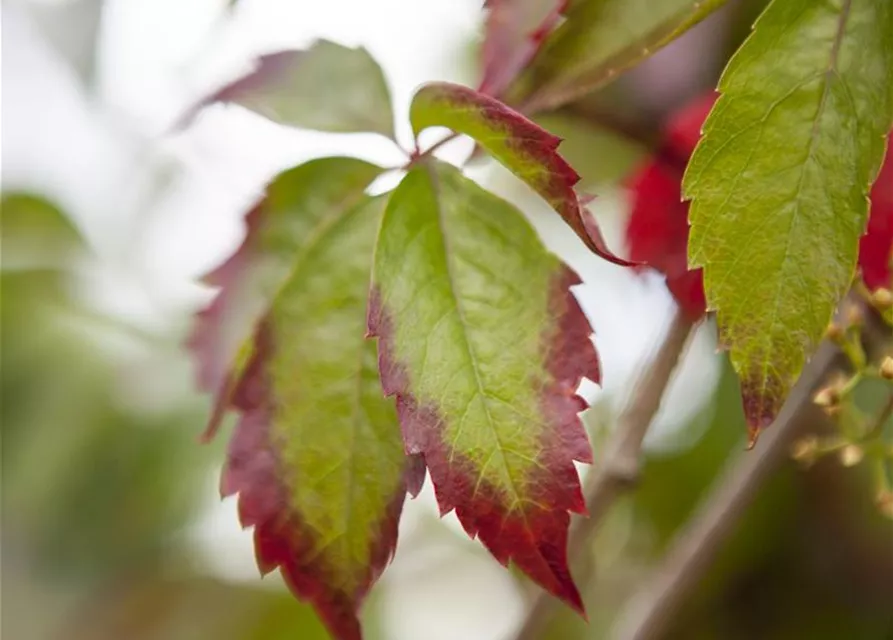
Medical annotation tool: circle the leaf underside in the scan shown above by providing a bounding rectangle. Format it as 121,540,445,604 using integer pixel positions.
479,0,569,98
190,159,412,640
410,81,633,266
684,0,893,440
368,161,599,612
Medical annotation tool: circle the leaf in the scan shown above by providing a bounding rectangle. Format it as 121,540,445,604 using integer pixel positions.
179,40,395,139
625,93,717,320
368,161,599,612
860,133,893,291
190,159,412,640
410,81,633,266
506,0,728,113
479,0,569,98
684,0,893,441
189,158,382,439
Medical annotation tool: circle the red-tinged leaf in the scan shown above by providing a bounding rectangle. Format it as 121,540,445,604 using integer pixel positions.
368,161,599,612
626,159,706,320
188,157,382,439
177,40,395,139
479,0,569,98
860,133,893,292
625,93,717,320
189,159,410,640
409,81,634,267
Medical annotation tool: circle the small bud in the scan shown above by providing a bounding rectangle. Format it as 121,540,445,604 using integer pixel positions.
813,386,839,408
845,303,864,328
839,444,864,467
880,356,893,380
791,436,818,465
824,322,845,343
877,492,893,520
871,288,893,310
822,403,842,418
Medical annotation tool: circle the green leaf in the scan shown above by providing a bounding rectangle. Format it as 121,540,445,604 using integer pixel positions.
368,161,599,613
190,159,413,640
181,40,396,139
410,81,632,265
684,0,893,440
190,157,383,438
507,0,728,112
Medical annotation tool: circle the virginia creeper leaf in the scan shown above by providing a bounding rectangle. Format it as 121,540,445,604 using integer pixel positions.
190,159,411,640
479,0,569,98
368,161,599,612
507,0,727,113
189,158,382,439
180,40,395,139
410,81,633,266
684,0,893,441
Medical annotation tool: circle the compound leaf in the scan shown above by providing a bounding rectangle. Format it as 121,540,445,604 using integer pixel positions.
368,161,599,612
684,0,893,441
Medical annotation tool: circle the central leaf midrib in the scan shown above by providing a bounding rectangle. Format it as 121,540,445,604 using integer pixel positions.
424,166,526,510
276,198,380,580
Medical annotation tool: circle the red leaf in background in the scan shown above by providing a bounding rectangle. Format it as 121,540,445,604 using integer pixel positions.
479,0,569,98
625,93,717,320
860,134,893,292
627,95,893,312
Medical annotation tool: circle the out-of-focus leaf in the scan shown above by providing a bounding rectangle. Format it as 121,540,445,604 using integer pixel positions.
625,94,717,320
479,0,568,98
68,577,332,640
179,40,396,139
860,133,893,292
535,112,646,187
191,159,411,640
684,0,893,441
410,81,633,266
368,161,599,613
1,193,85,272
507,0,728,112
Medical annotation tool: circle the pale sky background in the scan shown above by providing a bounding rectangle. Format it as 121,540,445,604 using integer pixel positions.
3,1,723,637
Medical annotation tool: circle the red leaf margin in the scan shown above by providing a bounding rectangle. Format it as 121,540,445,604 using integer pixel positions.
479,0,570,98
219,323,413,640
411,81,636,268
367,265,599,613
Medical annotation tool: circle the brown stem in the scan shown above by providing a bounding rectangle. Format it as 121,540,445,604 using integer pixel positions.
611,339,840,640
513,309,695,640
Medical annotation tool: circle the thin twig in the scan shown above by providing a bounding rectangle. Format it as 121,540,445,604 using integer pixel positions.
611,339,840,640
513,309,695,640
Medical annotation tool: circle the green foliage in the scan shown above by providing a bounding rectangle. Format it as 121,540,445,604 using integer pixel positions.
369,161,597,610
164,0,893,637
507,0,728,112
192,160,412,639
685,0,893,438
189,40,396,138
